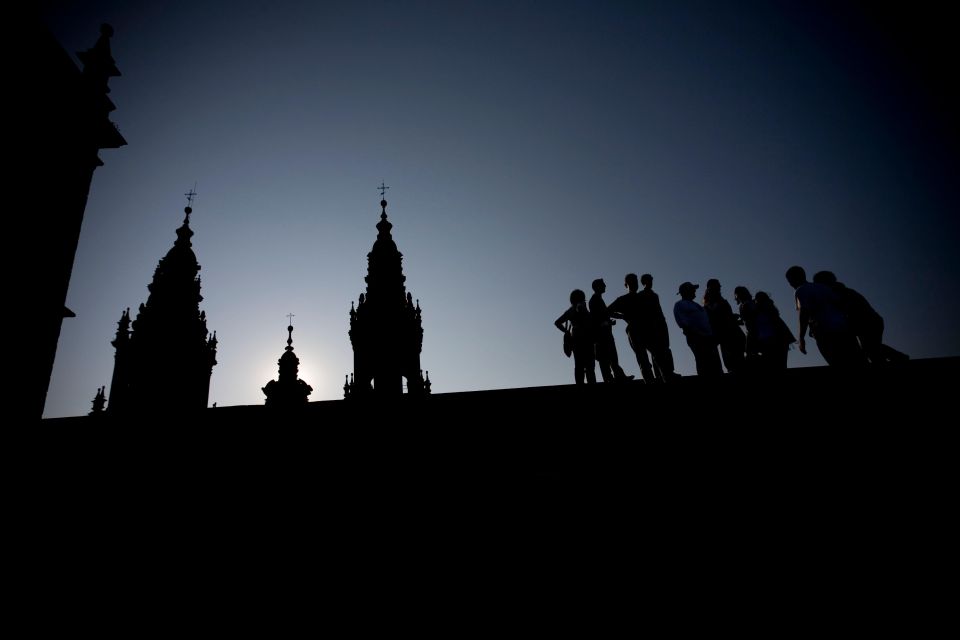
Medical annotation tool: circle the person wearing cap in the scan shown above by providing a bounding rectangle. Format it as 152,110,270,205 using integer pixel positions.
674,282,722,377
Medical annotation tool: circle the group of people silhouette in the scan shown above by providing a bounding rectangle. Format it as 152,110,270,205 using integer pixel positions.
554,273,679,385
555,267,907,384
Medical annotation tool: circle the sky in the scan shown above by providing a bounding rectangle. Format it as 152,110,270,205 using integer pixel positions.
41,0,959,417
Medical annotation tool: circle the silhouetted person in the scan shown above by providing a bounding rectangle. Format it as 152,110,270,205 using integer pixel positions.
812,271,908,364
637,273,678,381
734,286,759,369
589,279,632,382
555,289,597,384
674,282,722,377
785,266,863,366
755,291,796,371
703,278,746,374
609,273,677,382
736,288,795,372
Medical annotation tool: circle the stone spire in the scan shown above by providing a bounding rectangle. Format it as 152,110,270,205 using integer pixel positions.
348,193,427,397
106,307,131,411
106,196,217,414
262,321,313,408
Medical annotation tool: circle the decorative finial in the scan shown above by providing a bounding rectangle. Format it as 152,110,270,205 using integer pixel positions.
378,181,390,216
285,314,295,351
184,183,198,221
90,386,106,415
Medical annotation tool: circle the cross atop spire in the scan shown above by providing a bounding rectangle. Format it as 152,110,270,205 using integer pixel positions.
286,312,295,326
183,183,198,222
378,181,390,200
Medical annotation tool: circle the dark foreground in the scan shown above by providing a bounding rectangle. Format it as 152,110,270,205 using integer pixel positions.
38,357,954,500
25,359,954,624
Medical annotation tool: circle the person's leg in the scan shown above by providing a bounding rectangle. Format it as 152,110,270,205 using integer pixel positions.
629,332,655,382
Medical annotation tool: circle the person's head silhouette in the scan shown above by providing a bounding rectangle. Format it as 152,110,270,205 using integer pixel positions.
678,281,699,300
734,286,752,305
785,266,807,289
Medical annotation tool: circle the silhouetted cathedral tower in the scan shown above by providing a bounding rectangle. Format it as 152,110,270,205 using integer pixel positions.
262,322,313,407
107,198,217,414
348,197,428,397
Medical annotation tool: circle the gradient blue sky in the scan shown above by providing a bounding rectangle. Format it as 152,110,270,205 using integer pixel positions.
42,1,959,417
